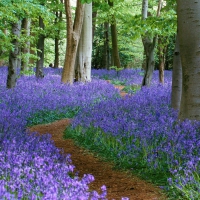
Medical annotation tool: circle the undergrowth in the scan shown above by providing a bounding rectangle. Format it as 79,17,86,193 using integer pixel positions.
64,125,171,198
27,107,80,126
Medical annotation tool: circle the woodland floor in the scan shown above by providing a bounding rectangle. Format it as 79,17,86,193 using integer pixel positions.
28,84,167,200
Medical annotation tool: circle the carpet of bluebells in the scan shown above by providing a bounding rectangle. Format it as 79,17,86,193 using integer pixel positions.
0,67,125,199
68,69,199,200
0,67,199,200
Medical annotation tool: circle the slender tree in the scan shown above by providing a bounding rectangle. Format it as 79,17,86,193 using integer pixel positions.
21,18,31,72
157,36,167,84
156,0,165,84
141,0,156,86
75,3,92,82
177,0,200,120
7,21,21,88
36,15,45,78
61,0,85,84
108,0,121,68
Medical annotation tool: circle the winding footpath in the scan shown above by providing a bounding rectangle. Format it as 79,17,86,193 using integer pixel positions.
28,85,167,200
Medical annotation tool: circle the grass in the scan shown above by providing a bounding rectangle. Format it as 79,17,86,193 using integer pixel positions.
64,125,170,189
27,107,80,126
122,84,141,94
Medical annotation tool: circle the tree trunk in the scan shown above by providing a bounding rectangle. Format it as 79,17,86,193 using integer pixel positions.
75,3,92,82
141,0,156,86
36,16,45,78
61,0,85,84
21,18,31,72
177,0,200,120
156,0,165,84
171,35,182,110
108,0,121,69
54,36,59,68
103,22,110,69
54,11,60,68
142,37,156,86
7,21,21,89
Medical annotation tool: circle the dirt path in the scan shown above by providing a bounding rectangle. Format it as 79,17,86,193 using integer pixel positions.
28,118,166,200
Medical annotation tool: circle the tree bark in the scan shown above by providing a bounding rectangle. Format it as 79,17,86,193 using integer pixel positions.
75,3,92,82
7,21,21,89
108,0,121,69
54,0,63,68
142,36,156,86
141,0,156,86
156,0,165,84
171,35,182,110
177,0,200,120
21,18,31,72
36,16,45,78
61,0,85,84
157,37,167,84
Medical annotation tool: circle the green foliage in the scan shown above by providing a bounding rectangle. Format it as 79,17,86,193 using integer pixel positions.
122,84,141,94
0,0,66,67
27,107,80,127
64,125,169,187
110,65,124,71
110,79,126,85
20,68,35,76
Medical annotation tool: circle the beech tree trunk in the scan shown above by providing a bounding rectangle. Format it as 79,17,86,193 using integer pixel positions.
142,37,156,86
21,18,31,72
156,0,165,84
61,0,85,84
141,0,156,86
7,21,21,89
75,3,92,82
108,0,121,69
36,16,45,78
177,0,200,120
171,35,182,110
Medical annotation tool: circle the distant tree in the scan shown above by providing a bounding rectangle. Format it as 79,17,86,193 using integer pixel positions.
103,22,110,69
21,18,31,72
141,0,156,86
7,21,21,88
36,15,45,78
108,0,121,69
